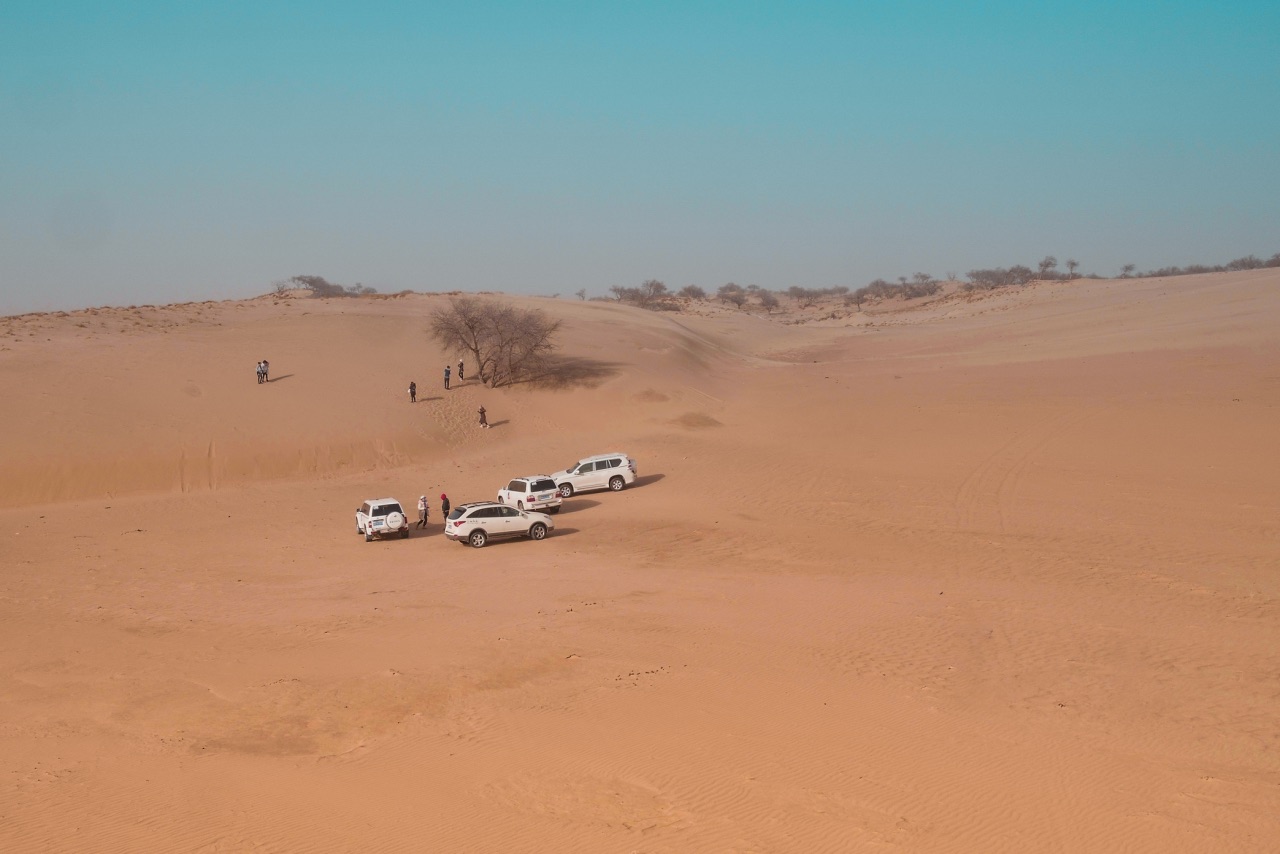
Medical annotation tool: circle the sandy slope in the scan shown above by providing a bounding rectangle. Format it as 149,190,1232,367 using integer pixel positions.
1,272,1278,852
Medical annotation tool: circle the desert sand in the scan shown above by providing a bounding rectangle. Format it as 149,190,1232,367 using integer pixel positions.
1,271,1277,852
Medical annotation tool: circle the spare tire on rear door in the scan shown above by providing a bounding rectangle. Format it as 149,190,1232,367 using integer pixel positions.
384,511,405,531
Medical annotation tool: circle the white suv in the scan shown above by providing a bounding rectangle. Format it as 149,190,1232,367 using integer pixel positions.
445,502,554,548
497,476,563,513
355,498,410,541
552,453,637,498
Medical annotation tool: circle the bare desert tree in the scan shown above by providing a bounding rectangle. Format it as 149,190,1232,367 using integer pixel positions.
679,285,706,300
1066,259,1079,279
609,279,678,310
1038,256,1058,280
428,297,561,388
1120,264,1136,278
786,286,819,308
575,288,587,300
757,290,779,313
639,279,669,303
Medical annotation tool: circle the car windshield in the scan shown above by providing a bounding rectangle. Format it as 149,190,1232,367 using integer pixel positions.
373,504,402,516
567,462,579,473
530,479,556,491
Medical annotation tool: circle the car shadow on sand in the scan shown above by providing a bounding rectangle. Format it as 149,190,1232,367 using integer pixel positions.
631,473,664,488
455,527,578,548
556,499,601,515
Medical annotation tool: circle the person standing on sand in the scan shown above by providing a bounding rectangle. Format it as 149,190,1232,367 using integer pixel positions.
457,359,465,381
444,364,451,390
408,381,417,403
262,359,269,383
416,495,428,529
255,361,264,384
440,493,451,523
478,405,489,428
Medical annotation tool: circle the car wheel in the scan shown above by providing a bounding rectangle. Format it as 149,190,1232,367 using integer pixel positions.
609,476,625,491
549,506,560,515
364,531,373,542
558,483,574,498
468,530,488,548
529,522,547,540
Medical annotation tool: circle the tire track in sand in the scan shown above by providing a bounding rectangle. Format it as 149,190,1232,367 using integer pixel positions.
953,411,1094,534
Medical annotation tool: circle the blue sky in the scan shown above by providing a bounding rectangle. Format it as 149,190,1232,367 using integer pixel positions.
2,1,1277,313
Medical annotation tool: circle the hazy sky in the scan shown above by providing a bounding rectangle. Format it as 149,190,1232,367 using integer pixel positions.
2,1,1277,314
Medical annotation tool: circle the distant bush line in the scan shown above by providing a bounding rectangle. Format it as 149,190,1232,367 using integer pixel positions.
1124,252,1280,279
608,250,1279,313
280,249,1279,314
959,252,1280,293
608,280,854,313
274,275,377,298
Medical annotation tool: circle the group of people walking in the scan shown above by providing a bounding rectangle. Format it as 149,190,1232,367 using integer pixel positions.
255,359,270,384
415,492,450,529
408,359,492,428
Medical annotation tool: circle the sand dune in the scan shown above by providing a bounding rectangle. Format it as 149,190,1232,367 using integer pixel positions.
1,272,1278,851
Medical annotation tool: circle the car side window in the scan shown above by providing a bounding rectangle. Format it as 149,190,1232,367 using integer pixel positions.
500,506,519,517
360,503,370,515
607,459,621,468
508,480,523,492
578,462,594,473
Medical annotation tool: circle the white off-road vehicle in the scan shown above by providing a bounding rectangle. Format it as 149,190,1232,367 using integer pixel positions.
445,502,554,548
355,498,410,541
496,475,563,513
551,453,637,498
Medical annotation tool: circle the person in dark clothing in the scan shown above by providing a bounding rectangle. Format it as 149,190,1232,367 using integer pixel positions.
440,493,451,522
477,406,489,428
457,359,465,381
408,381,417,403
261,359,269,383
444,365,451,390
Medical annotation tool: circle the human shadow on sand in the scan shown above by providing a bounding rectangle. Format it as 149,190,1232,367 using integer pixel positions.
269,374,295,382
515,356,623,391
488,419,510,428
